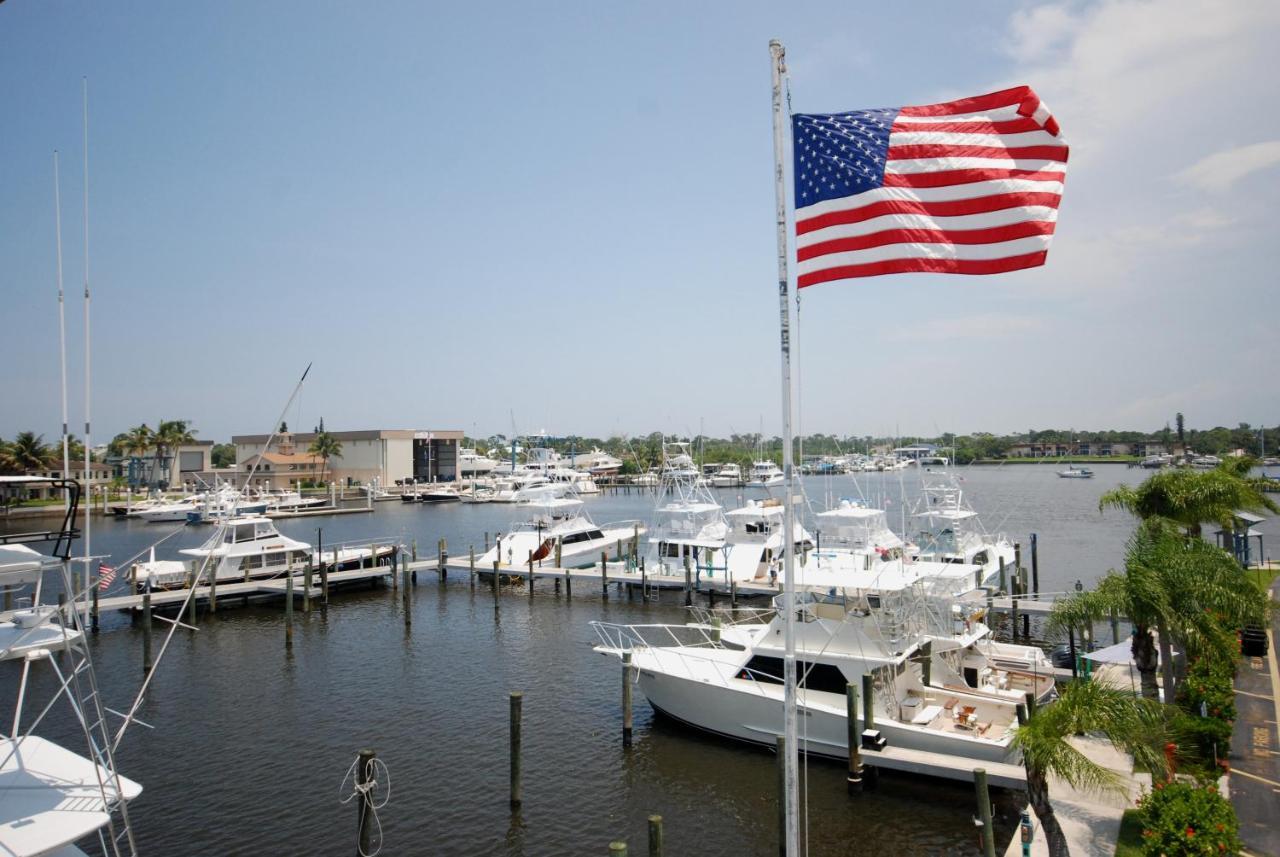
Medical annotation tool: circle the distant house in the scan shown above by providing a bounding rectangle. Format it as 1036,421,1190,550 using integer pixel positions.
1006,440,1167,458
893,444,940,461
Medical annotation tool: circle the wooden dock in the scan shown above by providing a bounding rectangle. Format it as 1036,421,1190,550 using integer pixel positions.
431,557,781,598
861,744,1026,788
93,564,393,612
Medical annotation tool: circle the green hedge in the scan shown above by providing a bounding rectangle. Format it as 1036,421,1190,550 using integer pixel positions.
1135,781,1240,855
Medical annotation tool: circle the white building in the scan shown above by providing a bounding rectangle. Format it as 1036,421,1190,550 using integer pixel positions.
231,428,463,489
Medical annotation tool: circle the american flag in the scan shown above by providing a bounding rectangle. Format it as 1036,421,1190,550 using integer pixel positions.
792,85,1067,287
98,564,116,591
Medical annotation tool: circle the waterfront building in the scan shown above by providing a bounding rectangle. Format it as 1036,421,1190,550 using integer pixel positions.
231,427,464,489
1006,440,1168,458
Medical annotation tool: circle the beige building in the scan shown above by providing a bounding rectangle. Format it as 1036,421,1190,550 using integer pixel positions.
231,428,463,490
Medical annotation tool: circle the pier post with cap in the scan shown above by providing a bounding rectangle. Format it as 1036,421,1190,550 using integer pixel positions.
285,569,294,649
601,551,609,600
846,682,863,792
622,651,634,747
647,815,664,857
141,585,153,674
1030,532,1039,596
356,748,376,856
609,842,628,857
509,691,523,808
974,768,996,857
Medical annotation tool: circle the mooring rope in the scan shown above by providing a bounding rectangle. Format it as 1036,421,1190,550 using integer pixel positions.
338,754,391,857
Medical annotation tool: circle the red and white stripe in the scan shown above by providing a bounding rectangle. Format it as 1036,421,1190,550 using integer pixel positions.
796,86,1067,287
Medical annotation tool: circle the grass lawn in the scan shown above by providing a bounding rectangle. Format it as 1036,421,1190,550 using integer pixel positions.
1115,808,1145,856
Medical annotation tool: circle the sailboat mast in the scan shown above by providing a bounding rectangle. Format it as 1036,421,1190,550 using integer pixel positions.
768,39,800,857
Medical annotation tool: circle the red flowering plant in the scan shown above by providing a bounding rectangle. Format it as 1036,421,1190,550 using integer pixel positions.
1136,780,1241,856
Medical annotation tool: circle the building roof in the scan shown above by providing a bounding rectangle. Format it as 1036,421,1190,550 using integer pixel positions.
232,429,464,444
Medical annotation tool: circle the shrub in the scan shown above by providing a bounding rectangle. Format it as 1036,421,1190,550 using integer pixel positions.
1136,781,1240,856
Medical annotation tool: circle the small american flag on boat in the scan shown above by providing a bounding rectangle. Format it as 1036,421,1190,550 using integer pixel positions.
792,85,1067,287
98,564,116,591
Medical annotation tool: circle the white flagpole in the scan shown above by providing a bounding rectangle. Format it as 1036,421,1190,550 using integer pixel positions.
54,153,70,507
82,78,93,601
768,39,800,857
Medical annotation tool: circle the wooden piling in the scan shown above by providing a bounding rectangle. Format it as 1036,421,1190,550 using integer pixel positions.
469,545,476,590
493,558,501,605
90,571,99,633
141,587,153,674
1010,598,1020,640
401,554,411,627
1110,608,1120,645
609,843,627,856
209,561,218,614
1014,542,1022,594
776,734,787,857
861,673,875,731
973,768,996,857
304,560,313,614
998,557,1007,595
601,551,609,600
730,575,737,609
647,815,664,857
845,682,863,792
554,537,562,570
356,748,376,856
622,651,633,748
438,538,447,581
1030,532,1039,596
1024,690,1036,718
919,640,932,687
683,553,692,607
285,570,294,649
509,691,523,808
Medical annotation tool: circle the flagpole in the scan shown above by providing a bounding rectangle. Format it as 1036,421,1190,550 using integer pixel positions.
768,38,800,857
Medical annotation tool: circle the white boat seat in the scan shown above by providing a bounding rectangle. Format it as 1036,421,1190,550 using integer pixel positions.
911,704,943,725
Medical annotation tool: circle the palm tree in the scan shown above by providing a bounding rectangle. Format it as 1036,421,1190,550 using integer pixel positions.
0,440,19,475
307,432,343,485
9,432,55,471
123,424,154,457
1014,680,1169,857
150,420,196,488
1052,519,1266,700
1099,465,1277,537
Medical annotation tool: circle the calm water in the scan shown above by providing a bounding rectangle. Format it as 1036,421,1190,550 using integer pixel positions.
5,466,1273,855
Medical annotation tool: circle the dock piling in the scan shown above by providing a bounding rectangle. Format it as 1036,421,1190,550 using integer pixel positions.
356,748,376,857
609,842,628,856
845,682,863,793
1030,533,1039,596
469,546,476,590
973,768,996,857
1110,608,1120,645
1014,542,1022,594
554,537,562,570
1010,598,1020,640
601,551,609,600
622,651,633,748
861,673,875,731
209,561,217,614
401,554,411,627
647,815,664,857
141,586,153,675
998,558,1007,596
304,560,313,614
438,538,447,581
285,570,294,649
919,640,932,687
683,553,692,607
90,570,99,633
509,691,523,808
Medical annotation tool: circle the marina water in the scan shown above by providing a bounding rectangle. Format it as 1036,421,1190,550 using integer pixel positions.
4,466,1272,855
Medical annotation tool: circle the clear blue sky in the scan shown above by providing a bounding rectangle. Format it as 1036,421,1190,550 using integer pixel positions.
3,0,1277,445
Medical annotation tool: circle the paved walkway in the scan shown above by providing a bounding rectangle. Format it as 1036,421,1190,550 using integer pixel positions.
1229,574,1280,857
1004,736,1150,857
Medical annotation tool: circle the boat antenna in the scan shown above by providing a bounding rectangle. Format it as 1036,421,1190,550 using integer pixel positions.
82,78,93,615
54,151,70,508
240,362,312,492
768,39,800,857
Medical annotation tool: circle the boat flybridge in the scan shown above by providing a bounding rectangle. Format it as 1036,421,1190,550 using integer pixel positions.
709,462,743,487
0,544,84,661
908,473,1015,587
2,475,143,856
131,515,395,590
721,499,814,584
591,570,1054,772
647,443,731,577
480,484,643,568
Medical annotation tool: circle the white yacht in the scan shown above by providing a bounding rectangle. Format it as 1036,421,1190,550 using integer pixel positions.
909,474,1016,586
709,462,744,487
745,460,784,487
131,515,395,589
1056,466,1094,479
592,581,1052,772
576,448,624,477
459,448,500,476
721,499,813,584
480,486,643,568
135,498,201,522
646,443,731,577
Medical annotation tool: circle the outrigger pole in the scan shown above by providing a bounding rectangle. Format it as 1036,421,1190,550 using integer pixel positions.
768,39,800,857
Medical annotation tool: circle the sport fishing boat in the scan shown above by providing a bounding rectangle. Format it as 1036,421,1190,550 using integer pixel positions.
908,473,1015,587
131,515,396,590
592,580,1053,771
709,462,743,487
721,499,813,584
479,485,643,568
646,443,731,577
0,543,84,661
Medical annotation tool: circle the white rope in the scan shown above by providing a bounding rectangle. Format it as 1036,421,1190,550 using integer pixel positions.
338,754,391,857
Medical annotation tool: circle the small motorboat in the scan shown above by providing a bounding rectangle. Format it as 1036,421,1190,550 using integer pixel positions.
1056,466,1094,479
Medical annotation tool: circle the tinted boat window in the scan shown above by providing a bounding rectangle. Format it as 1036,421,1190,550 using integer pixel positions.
738,655,849,695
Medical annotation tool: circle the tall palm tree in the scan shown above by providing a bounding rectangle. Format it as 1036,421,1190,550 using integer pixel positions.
1052,519,1266,700
1013,680,1168,857
123,424,154,457
9,432,55,471
150,420,195,488
307,432,343,485
1099,465,1277,537
0,440,19,475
